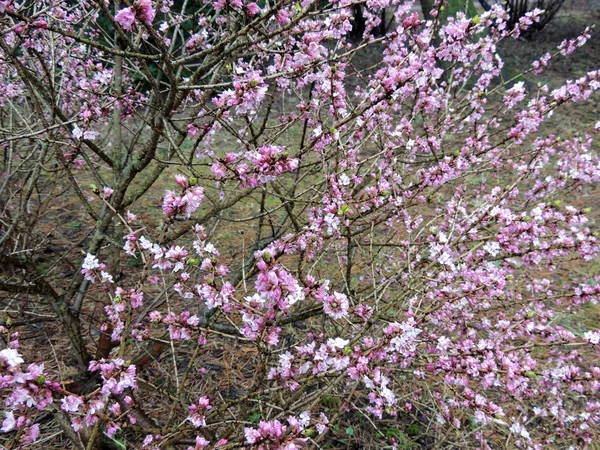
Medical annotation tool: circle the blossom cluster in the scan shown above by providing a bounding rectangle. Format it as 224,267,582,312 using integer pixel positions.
115,0,156,31
162,175,205,218
211,145,299,187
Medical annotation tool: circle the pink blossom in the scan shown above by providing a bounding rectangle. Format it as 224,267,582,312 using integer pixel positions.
136,0,156,25
81,253,105,283
0,1,12,14
1,411,15,432
175,174,190,189
246,2,260,16
0,348,23,367
61,395,83,412
322,292,349,319
244,419,286,445
115,7,136,31
20,423,40,445
584,331,600,344
188,436,210,449
315,413,329,434
211,162,227,179
188,396,211,427
162,181,205,218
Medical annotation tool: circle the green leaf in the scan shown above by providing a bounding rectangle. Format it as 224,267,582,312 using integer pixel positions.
337,204,350,215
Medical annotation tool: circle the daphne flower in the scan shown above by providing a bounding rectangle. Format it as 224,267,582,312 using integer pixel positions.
101,271,114,284
509,422,531,440
189,436,210,449
1,411,15,433
130,291,144,308
315,413,329,434
584,330,600,344
81,253,103,282
328,337,349,349
175,174,189,189
139,236,153,250
188,397,212,427
82,254,99,270
61,395,83,413
211,162,227,179
182,187,205,217
323,292,349,319
115,7,136,31
244,420,286,444
245,2,260,16
483,241,501,257
126,210,137,222
0,1,11,14
162,190,180,217
136,0,155,25
72,124,83,139
0,348,23,367
323,213,340,235
162,186,204,218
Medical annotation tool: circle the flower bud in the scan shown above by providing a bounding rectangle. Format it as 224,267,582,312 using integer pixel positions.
175,174,190,189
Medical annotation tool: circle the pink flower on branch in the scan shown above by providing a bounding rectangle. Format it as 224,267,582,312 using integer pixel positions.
162,175,205,218
115,0,155,31
136,0,156,25
115,7,136,31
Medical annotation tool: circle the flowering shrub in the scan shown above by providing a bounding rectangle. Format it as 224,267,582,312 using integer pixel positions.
477,0,565,37
0,0,599,449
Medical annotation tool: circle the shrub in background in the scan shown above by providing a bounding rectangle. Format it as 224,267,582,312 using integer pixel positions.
478,0,566,37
